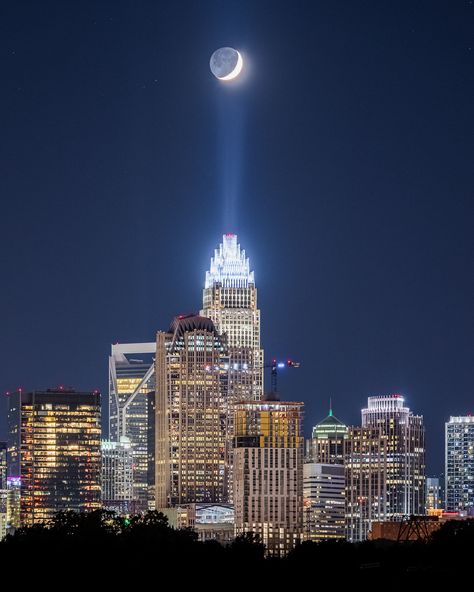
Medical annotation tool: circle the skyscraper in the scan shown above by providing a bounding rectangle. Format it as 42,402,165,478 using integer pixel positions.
445,416,474,514
201,234,262,404
101,437,134,514
304,406,347,541
233,394,304,556
201,234,263,499
303,463,345,541
361,394,426,517
154,315,229,509
308,405,348,463
109,342,155,512
0,442,6,539
7,388,101,526
426,477,442,512
345,426,388,542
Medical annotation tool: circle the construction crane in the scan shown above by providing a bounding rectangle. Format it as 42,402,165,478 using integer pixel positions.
264,359,301,393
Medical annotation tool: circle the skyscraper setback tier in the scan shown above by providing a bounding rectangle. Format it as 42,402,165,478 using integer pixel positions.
154,315,229,509
109,342,155,512
445,416,474,514
7,388,101,527
233,397,304,556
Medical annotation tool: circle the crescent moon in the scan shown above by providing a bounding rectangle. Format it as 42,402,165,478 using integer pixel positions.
218,51,243,81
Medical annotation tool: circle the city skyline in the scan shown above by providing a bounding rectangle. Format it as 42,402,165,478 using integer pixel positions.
1,1,472,480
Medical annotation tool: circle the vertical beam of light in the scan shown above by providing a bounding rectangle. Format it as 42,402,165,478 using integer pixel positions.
216,90,245,233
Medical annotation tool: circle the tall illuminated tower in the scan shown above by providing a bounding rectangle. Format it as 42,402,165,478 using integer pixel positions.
445,416,474,513
109,342,155,512
361,394,426,517
154,315,229,509
7,388,101,526
201,234,263,499
201,233,263,403
233,394,304,556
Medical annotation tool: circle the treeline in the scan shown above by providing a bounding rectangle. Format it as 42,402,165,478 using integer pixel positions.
1,512,472,586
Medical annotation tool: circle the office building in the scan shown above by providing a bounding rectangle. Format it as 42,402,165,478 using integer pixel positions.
303,462,345,541
233,394,304,556
7,388,101,526
445,416,474,513
361,394,426,517
109,342,155,512
101,438,134,514
155,315,229,508
0,442,6,539
426,477,442,512
345,426,388,542
308,404,348,463
201,234,264,499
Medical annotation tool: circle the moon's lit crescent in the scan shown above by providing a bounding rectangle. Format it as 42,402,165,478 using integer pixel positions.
218,51,243,81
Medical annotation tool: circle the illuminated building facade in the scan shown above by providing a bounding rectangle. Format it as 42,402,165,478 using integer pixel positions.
0,442,6,539
7,388,101,526
345,426,388,542
233,395,304,556
201,234,264,498
101,438,134,514
426,477,442,512
445,416,474,513
304,407,347,541
361,394,426,517
109,342,155,512
303,462,345,541
308,406,348,463
155,315,229,508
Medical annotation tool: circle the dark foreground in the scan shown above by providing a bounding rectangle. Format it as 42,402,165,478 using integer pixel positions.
1,511,472,587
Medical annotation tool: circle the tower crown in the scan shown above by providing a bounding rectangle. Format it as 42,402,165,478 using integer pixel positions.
205,234,255,289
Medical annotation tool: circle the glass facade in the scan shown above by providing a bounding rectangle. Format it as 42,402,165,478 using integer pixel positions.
155,315,229,508
109,343,155,512
361,394,426,517
0,442,6,539
7,388,101,526
201,234,263,501
303,462,345,541
101,438,134,514
445,416,474,513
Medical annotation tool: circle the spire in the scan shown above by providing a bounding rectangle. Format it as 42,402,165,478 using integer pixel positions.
205,234,255,289
329,397,333,417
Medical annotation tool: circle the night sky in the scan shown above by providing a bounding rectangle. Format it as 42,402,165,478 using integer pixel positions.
0,1,472,476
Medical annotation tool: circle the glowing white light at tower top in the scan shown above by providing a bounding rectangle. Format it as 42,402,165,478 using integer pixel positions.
205,233,255,289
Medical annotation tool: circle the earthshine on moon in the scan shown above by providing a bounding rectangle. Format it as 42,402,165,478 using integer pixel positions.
210,47,243,81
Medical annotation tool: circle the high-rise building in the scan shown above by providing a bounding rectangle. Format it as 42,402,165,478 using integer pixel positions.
0,442,6,491
201,234,263,404
155,315,229,509
0,442,6,540
303,463,345,541
345,426,388,542
426,477,442,512
101,438,134,514
7,388,101,526
308,405,348,463
201,234,264,500
361,394,425,517
304,406,347,541
445,416,474,514
233,394,304,556
109,343,155,512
